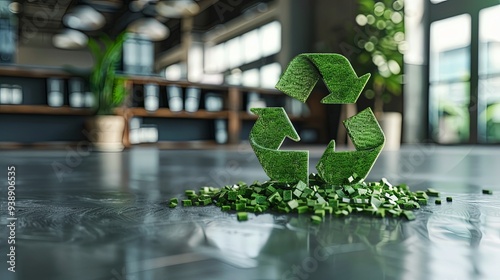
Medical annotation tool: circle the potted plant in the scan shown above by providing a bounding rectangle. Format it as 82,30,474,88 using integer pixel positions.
354,0,405,150
86,32,128,152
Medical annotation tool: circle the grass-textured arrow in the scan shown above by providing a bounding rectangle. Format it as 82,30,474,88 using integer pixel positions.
275,53,371,104
316,108,385,185
249,108,309,184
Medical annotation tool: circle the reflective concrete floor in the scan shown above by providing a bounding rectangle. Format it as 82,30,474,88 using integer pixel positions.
0,145,500,280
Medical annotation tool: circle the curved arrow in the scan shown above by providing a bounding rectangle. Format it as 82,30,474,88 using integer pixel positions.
249,107,309,184
316,108,385,185
275,53,370,104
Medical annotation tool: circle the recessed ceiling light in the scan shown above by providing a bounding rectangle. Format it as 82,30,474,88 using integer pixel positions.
156,0,200,18
129,0,148,12
8,2,22,14
63,5,106,31
127,17,170,41
53,29,89,49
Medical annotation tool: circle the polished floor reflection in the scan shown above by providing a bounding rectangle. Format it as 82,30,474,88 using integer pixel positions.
0,145,499,280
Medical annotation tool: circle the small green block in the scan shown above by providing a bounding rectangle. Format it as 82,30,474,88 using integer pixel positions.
297,205,309,214
235,203,246,211
482,189,493,195
169,202,177,208
256,195,267,204
301,188,313,198
185,190,196,196
403,210,416,221
202,198,212,205
313,203,326,210
283,190,292,201
295,181,307,191
293,189,303,198
221,205,231,211
417,198,428,205
182,200,192,207
307,199,316,207
426,188,440,197
314,209,325,218
237,212,248,221
310,215,322,224
228,191,238,201
435,199,442,205
266,185,277,196
446,196,453,202
344,185,356,195
288,199,299,209
328,199,339,209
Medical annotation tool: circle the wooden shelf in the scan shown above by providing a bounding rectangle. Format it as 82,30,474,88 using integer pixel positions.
239,112,308,122
118,107,229,119
0,105,92,115
0,65,76,78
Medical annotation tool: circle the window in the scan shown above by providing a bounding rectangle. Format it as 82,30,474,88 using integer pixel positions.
479,5,500,143
429,14,471,143
260,63,281,89
203,20,282,88
427,1,500,144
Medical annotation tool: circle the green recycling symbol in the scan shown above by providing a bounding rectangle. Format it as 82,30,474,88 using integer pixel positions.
250,53,385,186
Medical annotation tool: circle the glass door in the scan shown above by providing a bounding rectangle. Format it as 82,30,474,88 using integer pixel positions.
429,14,471,143
478,5,500,143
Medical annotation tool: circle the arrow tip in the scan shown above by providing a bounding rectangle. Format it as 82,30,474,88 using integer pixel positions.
358,73,371,87
250,108,264,116
326,139,336,151
320,73,371,104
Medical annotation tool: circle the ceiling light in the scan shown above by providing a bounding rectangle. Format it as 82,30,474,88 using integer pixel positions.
8,2,22,14
127,17,169,41
63,5,106,31
52,29,89,49
156,0,200,18
129,0,148,12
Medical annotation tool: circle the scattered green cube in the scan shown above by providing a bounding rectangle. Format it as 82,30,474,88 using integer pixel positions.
311,215,322,224
283,190,292,201
287,199,299,209
237,212,248,221
173,178,426,221
426,188,440,197
403,210,416,221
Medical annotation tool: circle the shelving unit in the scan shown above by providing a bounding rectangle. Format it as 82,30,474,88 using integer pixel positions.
0,66,324,149
118,108,230,119
0,105,92,115
0,64,75,78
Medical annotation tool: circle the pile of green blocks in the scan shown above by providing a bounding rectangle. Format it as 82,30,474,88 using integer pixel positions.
169,173,435,222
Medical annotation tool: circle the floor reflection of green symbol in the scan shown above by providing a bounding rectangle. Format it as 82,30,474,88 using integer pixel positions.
250,53,385,185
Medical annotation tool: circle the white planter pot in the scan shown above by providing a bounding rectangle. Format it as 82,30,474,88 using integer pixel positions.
378,112,402,151
86,115,125,152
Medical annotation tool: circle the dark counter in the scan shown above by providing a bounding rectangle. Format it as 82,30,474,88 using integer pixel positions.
0,145,499,280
